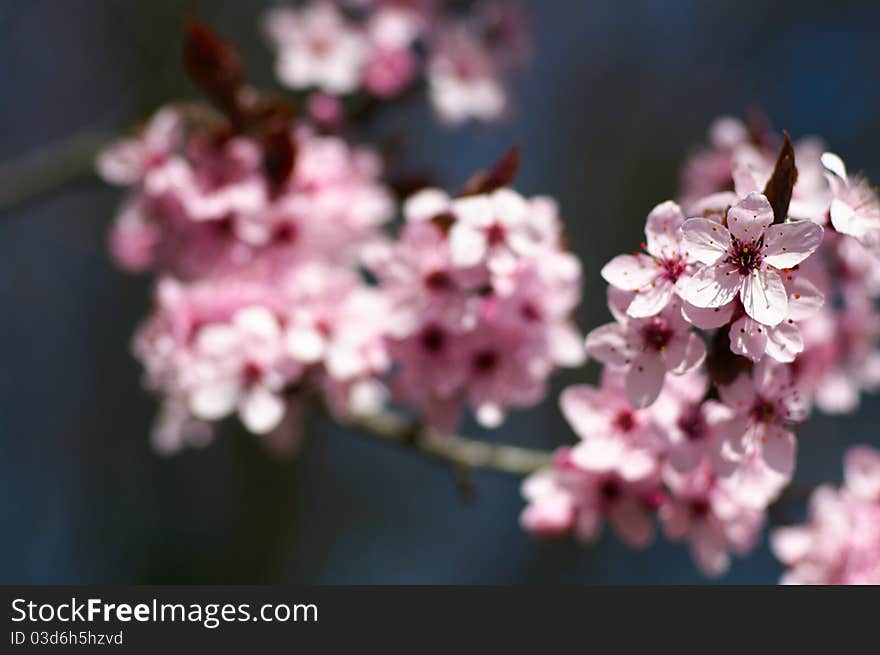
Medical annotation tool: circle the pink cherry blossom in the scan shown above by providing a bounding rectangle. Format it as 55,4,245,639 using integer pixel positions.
660,461,765,577
521,447,664,548
427,26,506,124
97,107,183,186
648,371,733,474
447,188,561,271
585,298,706,408
681,192,824,326
600,201,696,318
714,358,807,489
822,152,880,258
560,372,666,482
772,446,880,585
264,2,368,95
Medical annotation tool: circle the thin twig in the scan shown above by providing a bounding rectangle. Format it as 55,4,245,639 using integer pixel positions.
0,131,108,214
346,410,553,476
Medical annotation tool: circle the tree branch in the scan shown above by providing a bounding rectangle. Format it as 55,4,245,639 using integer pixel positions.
346,410,553,476
0,131,108,214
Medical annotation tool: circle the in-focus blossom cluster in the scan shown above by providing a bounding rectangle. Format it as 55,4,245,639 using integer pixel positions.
772,446,880,584
522,116,880,577
99,19,581,452
263,0,527,124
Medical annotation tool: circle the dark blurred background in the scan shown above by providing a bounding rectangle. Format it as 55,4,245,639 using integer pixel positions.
1,0,879,584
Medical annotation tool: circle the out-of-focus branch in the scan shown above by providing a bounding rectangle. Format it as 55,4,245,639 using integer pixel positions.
0,131,108,214
347,410,553,476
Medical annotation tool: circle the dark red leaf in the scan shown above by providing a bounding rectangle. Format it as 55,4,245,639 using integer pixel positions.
183,20,244,125
260,119,296,196
459,144,521,196
763,131,798,225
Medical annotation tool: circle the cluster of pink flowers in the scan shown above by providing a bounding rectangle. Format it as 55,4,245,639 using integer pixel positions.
99,20,581,452
522,116,880,577
365,180,584,433
263,0,526,125
772,446,880,584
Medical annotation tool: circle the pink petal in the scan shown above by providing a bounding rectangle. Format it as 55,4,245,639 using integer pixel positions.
690,522,731,578
681,262,741,308
239,386,286,434
763,221,824,269
830,198,859,235
448,223,488,267
573,507,603,544
759,424,797,478
609,497,655,548
726,192,773,242
740,268,788,326
680,300,735,329
625,353,666,408
627,279,675,318
770,526,813,564
585,323,632,367
821,151,848,180
663,332,706,374
644,200,685,259
570,438,625,473
600,253,658,291
718,377,756,413
843,446,880,501
785,276,824,321
681,218,731,264
189,379,241,420
729,315,768,362
764,321,803,363
559,385,610,438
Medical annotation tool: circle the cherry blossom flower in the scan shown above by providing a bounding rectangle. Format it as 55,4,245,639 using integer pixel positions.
714,358,807,491
648,371,733,474
600,201,697,318
97,107,183,186
772,446,880,585
521,447,665,548
264,2,368,95
427,26,506,124
822,152,880,258
560,372,667,482
660,461,765,577
585,298,706,408
134,277,299,443
447,188,560,271
680,192,824,326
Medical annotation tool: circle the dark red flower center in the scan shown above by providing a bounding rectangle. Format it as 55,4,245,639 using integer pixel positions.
661,255,687,282
677,408,707,441
486,222,507,246
642,316,673,351
420,325,447,354
613,409,637,433
726,239,764,275
472,349,500,373
424,270,453,291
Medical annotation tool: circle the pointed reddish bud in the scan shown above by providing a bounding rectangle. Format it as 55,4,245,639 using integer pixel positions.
763,131,798,225
183,20,244,124
260,118,296,197
459,144,521,196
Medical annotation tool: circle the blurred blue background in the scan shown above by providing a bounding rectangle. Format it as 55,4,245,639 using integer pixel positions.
1,0,879,584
